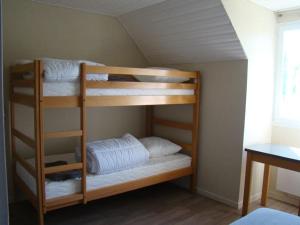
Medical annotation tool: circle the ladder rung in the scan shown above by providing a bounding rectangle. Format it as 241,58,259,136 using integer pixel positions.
12,128,35,148
46,193,83,210
12,80,35,88
44,130,83,139
45,162,83,174
152,117,193,131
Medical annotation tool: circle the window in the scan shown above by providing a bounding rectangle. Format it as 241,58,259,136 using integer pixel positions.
274,22,300,127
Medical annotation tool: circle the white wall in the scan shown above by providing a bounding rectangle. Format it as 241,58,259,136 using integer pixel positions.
222,0,276,206
156,60,248,207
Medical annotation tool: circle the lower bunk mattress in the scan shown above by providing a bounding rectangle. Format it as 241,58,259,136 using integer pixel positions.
16,153,191,200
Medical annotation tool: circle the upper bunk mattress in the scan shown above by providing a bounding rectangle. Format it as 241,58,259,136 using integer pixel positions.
16,152,191,200
14,81,194,96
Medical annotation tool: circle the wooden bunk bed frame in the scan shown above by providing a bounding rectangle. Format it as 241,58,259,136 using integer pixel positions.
9,60,200,225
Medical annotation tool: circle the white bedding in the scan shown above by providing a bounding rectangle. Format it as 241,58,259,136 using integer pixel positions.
16,58,108,82
14,81,194,96
77,134,150,175
16,153,191,199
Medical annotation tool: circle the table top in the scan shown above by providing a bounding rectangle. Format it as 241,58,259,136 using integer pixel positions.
245,144,300,163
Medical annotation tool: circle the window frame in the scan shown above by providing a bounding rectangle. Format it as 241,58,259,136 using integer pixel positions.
273,20,300,128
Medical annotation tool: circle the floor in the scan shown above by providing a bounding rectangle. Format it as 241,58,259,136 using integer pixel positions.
10,183,298,225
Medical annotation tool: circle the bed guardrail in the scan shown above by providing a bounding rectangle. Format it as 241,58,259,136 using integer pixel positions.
10,62,199,108
85,65,197,78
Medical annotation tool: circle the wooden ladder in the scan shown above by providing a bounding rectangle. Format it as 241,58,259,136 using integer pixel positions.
37,62,87,222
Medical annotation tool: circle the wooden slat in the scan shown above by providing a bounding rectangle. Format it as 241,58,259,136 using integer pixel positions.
86,66,197,78
190,71,201,192
242,152,253,216
15,174,38,209
46,193,83,211
80,64,88,204
86,96,195,107
43,96,80,108
86,167,193,202
153,117,193,131
42,96,196,108
11,63,34,74
12,128,35,148
44,130,83,139
251,152,300,172
44,162,83,175
261,164,270,206
14,152,36,177
43,96,195,108
11,94,35,107
46,199,83,212
40,90,195,108
12,80,34,87
35,60,46,223
86,81,195,89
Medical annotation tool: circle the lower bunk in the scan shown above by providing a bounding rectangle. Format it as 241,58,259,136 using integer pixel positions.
16,152,192,211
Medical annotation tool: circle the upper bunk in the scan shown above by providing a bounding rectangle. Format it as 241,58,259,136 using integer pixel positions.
10,59,200,108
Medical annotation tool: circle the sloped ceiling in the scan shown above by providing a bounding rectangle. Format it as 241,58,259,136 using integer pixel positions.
119,0,246,65
33,0,246,65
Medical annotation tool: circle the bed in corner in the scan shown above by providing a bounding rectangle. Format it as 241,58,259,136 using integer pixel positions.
10,59,201,225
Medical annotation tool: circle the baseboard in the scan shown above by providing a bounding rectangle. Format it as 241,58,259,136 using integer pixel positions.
237,192,262,209
269,190,299,207
197,187,261,209
197,187,239,208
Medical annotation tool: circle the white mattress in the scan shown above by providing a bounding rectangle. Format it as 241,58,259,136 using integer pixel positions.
14,81,194,96
16,153,191,200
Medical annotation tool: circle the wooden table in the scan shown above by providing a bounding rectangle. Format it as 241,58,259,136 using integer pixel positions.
242,144,300,216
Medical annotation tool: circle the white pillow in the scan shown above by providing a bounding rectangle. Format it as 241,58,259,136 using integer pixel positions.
134,67,189,83
139,136,182,158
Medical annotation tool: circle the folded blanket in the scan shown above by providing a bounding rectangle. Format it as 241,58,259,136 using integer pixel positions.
76,134,149,175
15,58,108,82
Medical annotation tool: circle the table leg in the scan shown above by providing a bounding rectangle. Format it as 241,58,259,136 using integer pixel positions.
242,152,253,216
261,164,270,206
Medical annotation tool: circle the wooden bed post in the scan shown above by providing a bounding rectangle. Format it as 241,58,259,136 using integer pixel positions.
34,60,45,225
145,106,154,136
190,72,200,193
80,63,87,204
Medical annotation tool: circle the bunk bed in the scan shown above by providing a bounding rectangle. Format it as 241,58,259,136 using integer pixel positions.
9,60,200,225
